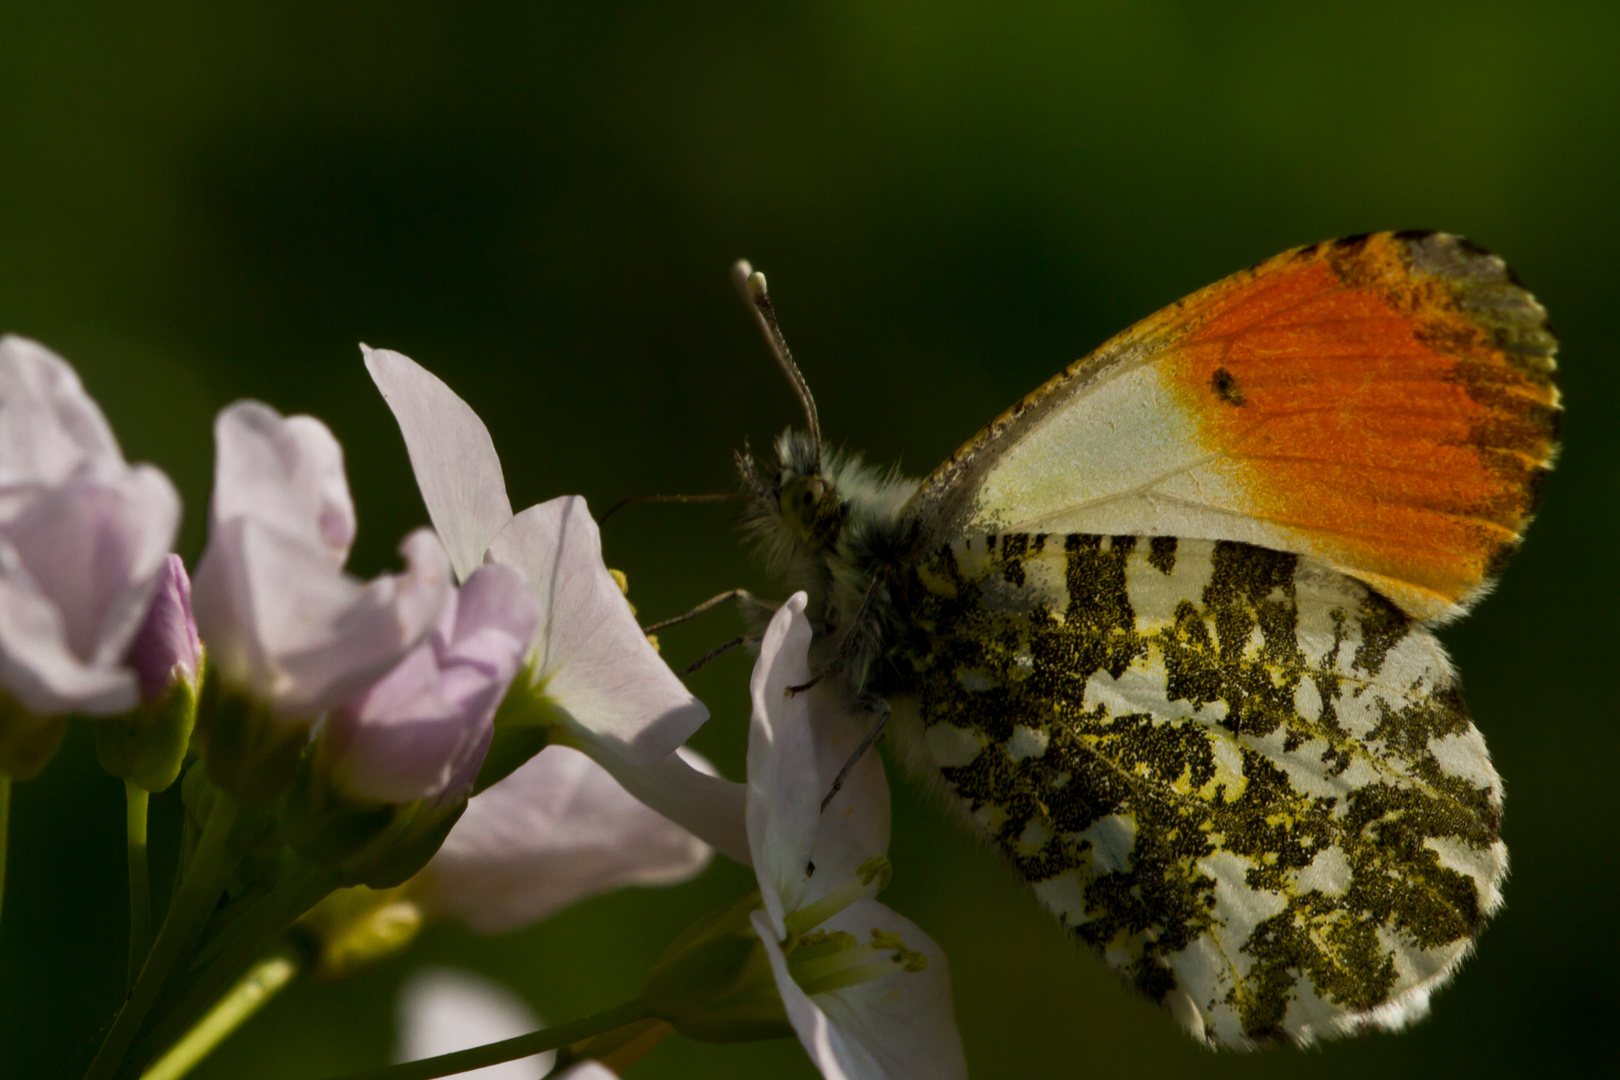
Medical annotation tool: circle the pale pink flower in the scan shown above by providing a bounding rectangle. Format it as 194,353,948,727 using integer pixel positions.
321,563,538,806
192,401,451,720
0,336,181,716
365,346,746,862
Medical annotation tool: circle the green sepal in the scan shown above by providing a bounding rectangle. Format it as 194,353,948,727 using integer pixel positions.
94,658,202,793
640,889,794,1043
196,676,307,806
0,688,65,780
277,746,396,868
345,799,466,889
471,666,562,795
277,744,468,889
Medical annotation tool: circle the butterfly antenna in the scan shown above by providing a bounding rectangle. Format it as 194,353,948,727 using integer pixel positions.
732,259,823,471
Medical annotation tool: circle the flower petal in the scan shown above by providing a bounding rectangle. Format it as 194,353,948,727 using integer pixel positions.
323,645,467,804
210,401,355,565
484,497,706,764
800,686,891,913
552,1064,619,1080
0,466,180,716
574,740,750,865
0,536,137,715
746,593,820,936
194,523,451,718
275,529,451,715
2,467,179,669
751,909,884,1080
363,346,513,582
0,335,121,486
394,966,551,1080
814,899,967,1080
323,563,541,805
420,744,713,933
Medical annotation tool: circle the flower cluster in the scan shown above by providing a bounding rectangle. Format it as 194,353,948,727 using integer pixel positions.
1,334,965,1080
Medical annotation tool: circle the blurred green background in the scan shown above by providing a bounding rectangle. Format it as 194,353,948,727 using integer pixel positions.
2,2,1615,1077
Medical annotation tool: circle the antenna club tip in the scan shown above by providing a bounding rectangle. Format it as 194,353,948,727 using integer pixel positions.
731,258,753,281
746,270,769,301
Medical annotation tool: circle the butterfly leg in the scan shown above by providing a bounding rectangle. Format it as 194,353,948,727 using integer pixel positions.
676,634,761,677
789,572,887,695
641,589,774,635
821,696,890,812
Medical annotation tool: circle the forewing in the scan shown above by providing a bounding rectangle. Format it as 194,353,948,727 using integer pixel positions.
903,232,1559,621
887,533,1505,1047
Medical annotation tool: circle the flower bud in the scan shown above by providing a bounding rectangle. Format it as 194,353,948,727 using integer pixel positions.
639,891,793,1043
191,402,452,804
96,555,204,792
297,884,424,979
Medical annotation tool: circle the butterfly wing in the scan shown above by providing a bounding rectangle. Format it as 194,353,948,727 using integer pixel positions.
885,532,1504,1047
901,232,1559,622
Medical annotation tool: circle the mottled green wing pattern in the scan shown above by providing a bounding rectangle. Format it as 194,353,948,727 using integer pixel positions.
883,534,1506,1047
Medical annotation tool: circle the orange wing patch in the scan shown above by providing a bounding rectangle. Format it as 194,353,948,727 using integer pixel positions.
1161,232,1559,619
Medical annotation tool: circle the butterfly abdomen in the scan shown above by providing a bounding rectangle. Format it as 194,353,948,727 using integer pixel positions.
882,531,1505,1046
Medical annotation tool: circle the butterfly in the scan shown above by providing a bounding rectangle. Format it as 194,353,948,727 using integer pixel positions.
731,232,1559,1047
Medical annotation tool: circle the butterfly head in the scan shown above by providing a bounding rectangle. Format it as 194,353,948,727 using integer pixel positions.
729,260,918,589
738,428,845,555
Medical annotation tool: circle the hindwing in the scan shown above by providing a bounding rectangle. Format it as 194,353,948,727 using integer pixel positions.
883,533,1506,1046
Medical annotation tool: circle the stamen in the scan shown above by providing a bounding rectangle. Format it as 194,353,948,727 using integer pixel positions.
781,857,891,936
787,928,930,997
870,928,929,973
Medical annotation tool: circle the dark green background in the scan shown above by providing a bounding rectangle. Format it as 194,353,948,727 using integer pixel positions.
3,3,1614,1077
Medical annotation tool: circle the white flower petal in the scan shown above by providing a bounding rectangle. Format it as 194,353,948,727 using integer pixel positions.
746,593,821,936
394,967,551,1080
484,497,706,764
552,1064,620,1080
800,686,891,913
751,909,883,1080
363,346,513,583
575,740,750,866
0,335,121,486
210,402,355,565
814,899,967,1080
421,744,713,933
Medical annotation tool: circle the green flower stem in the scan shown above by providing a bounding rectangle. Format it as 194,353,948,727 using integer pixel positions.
544,1018,671,1077
84,791,241,1080
0,775,11,935
192,852,326,974
138,941,303,1080
126,782,152,990
324,999,652,1080
127,860,335,1074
